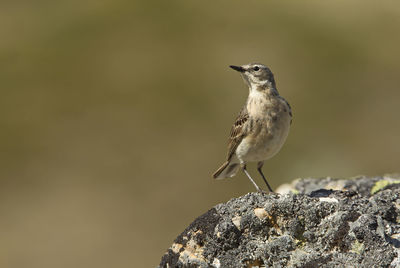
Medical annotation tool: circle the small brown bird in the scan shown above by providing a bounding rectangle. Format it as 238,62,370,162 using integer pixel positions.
212,63,292,192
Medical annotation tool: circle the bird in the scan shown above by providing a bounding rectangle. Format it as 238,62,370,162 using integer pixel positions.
212,63,292,193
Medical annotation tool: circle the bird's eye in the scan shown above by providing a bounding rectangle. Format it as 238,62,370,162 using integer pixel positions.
253,66,260,71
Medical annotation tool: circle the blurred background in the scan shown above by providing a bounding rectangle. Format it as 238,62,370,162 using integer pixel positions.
1,0,399,267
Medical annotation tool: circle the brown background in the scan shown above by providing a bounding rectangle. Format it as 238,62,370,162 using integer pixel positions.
1,0,399,267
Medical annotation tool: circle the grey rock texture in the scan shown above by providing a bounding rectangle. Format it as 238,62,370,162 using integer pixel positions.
159,175,400,268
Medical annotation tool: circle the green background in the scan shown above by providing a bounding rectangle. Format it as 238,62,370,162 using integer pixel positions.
1,0,399,267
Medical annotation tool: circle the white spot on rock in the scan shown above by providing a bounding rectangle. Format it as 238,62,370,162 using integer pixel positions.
319,197,339,203
232,216,241,230
254,208,268,219
212,258,221,268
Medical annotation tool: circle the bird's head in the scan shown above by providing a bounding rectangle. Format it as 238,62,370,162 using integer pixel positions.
230,63,276,91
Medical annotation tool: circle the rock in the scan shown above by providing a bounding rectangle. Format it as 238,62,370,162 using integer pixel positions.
159,175,400,267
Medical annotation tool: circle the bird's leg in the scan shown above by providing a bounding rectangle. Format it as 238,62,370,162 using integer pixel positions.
241,163,264,193
257,161,274,193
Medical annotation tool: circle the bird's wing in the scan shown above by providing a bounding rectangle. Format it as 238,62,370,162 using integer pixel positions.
226,106,249,162
279,96,293,125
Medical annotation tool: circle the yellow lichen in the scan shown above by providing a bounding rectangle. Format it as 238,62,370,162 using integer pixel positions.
350,240,365,254
371,180,400,194
171,243,183,253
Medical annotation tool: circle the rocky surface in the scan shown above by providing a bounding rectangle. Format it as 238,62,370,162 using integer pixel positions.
159,175,400,268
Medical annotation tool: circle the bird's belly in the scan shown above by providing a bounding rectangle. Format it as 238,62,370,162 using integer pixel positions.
235,118,290,163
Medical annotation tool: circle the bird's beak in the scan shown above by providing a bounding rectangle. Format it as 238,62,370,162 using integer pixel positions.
229,65,245,73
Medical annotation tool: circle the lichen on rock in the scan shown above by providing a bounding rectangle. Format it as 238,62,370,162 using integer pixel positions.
159,176,400,267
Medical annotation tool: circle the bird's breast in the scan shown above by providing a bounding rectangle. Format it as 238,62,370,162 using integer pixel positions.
236,96,291,162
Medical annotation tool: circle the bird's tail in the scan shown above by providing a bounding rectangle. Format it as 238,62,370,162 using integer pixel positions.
212,161,240,179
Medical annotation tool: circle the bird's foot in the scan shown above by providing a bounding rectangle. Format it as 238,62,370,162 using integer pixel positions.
256,188,268,194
